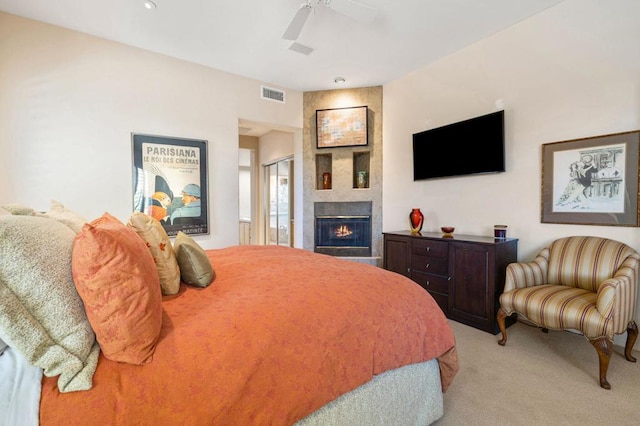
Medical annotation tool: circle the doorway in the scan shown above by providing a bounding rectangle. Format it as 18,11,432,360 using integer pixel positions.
264,157,294,247
239,118,300,247
238,148,255,245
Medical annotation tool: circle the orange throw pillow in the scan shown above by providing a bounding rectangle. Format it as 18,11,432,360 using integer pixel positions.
72,212,163,365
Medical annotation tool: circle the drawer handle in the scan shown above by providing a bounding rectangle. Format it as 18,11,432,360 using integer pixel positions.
425,247,431,252
426,263,430,269
426,281,430,286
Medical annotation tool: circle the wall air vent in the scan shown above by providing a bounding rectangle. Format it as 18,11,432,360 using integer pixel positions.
261,86,285,103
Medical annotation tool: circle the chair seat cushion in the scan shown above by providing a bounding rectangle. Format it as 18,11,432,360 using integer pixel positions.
500,285,610,338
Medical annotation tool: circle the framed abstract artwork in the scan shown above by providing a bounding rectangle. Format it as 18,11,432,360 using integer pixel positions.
316,106,368,149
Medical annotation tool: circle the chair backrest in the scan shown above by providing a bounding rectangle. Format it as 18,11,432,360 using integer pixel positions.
547,236,636,292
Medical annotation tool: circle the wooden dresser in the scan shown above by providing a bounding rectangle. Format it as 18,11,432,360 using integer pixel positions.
383,231,518,334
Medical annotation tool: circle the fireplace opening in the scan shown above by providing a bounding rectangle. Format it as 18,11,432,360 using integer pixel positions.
316,215,371,247
314,202,372,257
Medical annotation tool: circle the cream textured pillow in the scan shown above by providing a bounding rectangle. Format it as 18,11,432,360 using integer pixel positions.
0,215,99,392
0,203,34,215
36,199,88,233
72,212,163,365
127,212,181,295
173,231,215,288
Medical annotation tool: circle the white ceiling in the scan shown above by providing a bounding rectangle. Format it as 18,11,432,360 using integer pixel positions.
0,0,565,92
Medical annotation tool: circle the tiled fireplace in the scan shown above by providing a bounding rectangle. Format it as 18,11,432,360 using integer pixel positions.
302,86,382,266
314,202,372,257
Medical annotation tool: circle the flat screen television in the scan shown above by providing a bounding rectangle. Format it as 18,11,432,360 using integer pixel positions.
412,110,505,181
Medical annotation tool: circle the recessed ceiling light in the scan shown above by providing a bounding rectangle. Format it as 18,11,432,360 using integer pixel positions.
144,0,157,9
334,77,346,84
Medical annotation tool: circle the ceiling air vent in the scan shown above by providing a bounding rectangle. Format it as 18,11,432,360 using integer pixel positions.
288,42,314,55
261,86,285,103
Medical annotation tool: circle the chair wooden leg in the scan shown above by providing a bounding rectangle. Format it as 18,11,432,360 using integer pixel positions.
625,321,638,363
589,337,612,390
497,308,508,346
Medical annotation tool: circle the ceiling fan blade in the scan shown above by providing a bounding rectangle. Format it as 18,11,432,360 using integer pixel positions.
328,0,377,23
282,4,313,41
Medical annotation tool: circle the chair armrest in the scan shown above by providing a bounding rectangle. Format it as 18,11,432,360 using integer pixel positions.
596,253,640,330
504,248,550,293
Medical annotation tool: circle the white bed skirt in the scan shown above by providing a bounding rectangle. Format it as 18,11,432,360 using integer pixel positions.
0,347,42,426
296,358,443,426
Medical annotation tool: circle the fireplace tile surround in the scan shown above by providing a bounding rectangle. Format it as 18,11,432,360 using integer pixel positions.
302,87,383,266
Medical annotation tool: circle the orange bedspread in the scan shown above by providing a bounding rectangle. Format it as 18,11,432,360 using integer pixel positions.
40,246,458,425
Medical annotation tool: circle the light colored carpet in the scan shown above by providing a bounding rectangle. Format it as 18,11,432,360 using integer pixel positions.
435,320,639,426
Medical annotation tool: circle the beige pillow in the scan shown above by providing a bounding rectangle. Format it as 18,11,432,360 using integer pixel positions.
0,215,99,392
173,231,215,288
0,203,34,215
35,199,88,233
127,212,181,295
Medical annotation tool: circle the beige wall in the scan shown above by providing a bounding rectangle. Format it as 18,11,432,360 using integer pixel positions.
383,0,640,258
382,0,640,344
0,11,303,249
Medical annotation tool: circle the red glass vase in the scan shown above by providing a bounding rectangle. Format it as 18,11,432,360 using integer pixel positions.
409,208,424,234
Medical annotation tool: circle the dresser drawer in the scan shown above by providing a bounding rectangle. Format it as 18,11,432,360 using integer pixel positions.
427,291,448,314
411,254,448,275
412,239,448,259
411,270,449,294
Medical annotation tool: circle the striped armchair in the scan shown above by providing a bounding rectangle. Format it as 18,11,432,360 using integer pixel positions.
497,236,639,389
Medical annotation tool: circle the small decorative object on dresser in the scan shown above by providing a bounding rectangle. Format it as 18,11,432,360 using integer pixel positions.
409,208,424,234
441,227,455,238
494,225,507,239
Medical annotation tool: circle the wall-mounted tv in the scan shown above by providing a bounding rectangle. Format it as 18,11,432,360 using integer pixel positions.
413,110,505,181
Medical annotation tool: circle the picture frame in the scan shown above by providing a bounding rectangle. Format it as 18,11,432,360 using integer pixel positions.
316,106,368,149
132,133,209,236
541,130,640,226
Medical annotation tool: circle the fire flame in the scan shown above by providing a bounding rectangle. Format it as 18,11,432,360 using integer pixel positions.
335,225,353,238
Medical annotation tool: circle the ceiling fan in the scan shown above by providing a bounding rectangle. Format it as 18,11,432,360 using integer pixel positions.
282,0,377,42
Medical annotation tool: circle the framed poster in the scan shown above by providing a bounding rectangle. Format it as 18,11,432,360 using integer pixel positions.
316,106,368,148
541,130,640,226
132,133,209,236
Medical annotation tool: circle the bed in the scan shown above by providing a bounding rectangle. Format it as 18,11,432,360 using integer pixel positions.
0,206,458,426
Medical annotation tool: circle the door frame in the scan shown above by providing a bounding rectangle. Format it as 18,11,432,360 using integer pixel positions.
263,155,294,247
